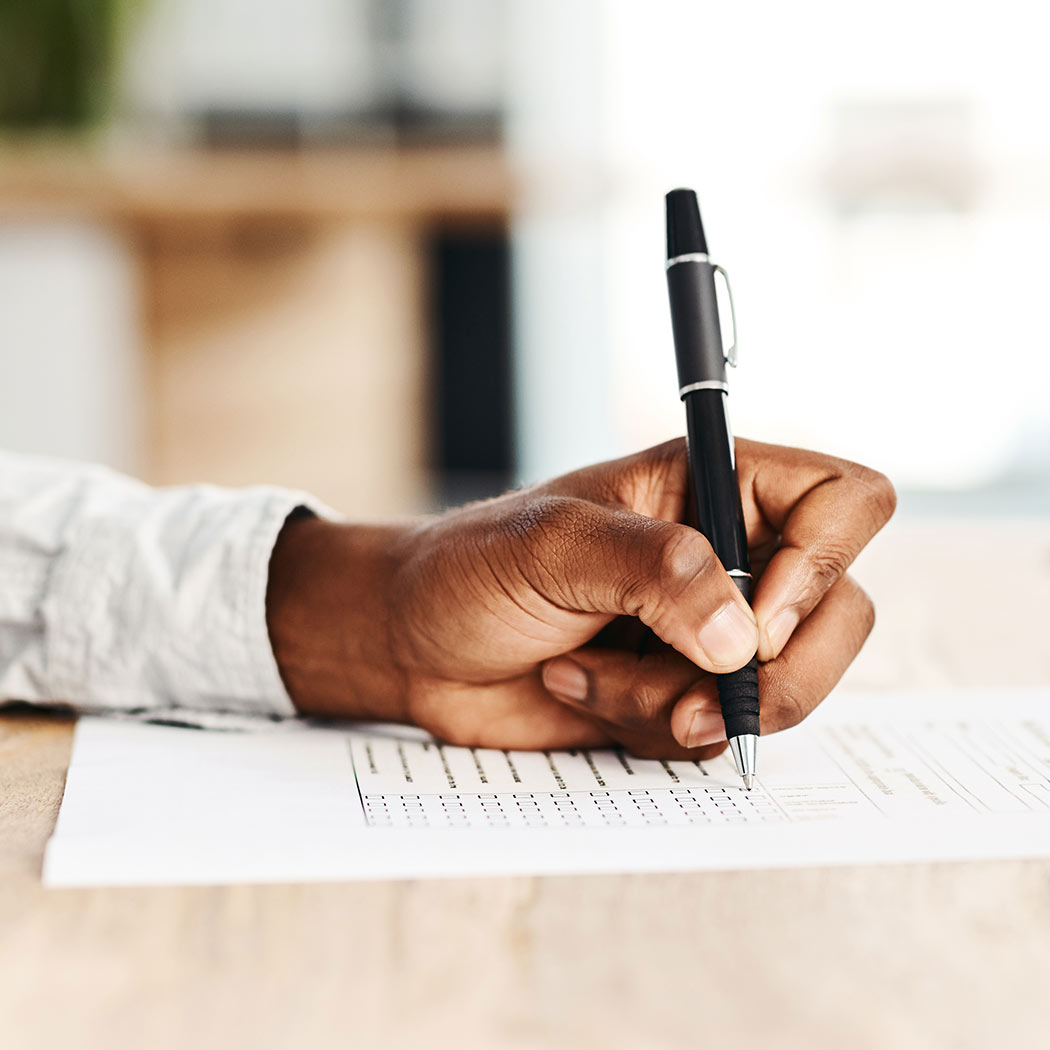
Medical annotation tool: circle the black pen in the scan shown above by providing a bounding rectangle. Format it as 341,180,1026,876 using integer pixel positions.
664,188,759,790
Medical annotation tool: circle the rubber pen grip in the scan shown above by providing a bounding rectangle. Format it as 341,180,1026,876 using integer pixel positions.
714,574,760,738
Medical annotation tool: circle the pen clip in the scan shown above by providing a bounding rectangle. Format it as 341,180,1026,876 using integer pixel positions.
713,264,738,367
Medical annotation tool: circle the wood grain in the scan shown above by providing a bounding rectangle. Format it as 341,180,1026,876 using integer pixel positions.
1,519,1048,1050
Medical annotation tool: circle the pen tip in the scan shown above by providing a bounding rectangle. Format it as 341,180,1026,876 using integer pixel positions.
742,774,755,791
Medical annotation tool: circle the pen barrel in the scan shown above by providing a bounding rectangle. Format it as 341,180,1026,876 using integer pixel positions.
667,260,727,389
683,389,760,740
683,390,750,575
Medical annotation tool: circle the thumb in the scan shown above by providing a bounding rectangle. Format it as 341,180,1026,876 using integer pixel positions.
516,497,758,673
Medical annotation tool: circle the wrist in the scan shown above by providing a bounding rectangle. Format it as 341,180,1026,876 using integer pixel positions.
266,514,409,722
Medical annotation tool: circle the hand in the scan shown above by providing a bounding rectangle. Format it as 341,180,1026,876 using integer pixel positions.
267,439,895,760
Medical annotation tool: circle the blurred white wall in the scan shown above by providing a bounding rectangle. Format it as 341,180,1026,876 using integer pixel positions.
124,0,379,124
0,224,143,473
508,0,1050,492
122,0,506,133
507,1,616,481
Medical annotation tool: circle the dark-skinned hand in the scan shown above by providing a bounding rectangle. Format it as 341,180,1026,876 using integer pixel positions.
267,438,895,761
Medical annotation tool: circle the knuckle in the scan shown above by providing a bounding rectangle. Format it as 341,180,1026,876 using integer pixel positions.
612,679,666,733
760,665,809,732
844,463,898,528
619,524,715,627
626,438,689,510
656,527,717,598
769,685,808,732
803,539,855,591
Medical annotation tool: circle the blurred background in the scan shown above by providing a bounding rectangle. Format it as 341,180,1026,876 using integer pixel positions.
0,0,1047,517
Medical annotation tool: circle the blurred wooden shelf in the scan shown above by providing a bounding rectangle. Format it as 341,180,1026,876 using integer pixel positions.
0,142,517,515
0,144,516,226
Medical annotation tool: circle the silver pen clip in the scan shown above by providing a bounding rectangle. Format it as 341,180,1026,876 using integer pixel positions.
713,264,738,367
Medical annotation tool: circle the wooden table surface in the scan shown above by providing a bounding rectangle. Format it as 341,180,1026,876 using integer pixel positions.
2,518,1049,1050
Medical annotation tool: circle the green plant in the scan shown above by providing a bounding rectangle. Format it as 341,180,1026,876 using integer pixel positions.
0,0,132,129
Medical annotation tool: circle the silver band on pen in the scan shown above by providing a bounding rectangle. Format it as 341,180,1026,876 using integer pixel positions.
679,380,728,397
665,251,710,270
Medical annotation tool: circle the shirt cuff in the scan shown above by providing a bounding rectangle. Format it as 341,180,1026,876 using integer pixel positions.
42,484,336,721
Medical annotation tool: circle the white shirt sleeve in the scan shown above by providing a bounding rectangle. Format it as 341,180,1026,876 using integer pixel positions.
0,450,330,720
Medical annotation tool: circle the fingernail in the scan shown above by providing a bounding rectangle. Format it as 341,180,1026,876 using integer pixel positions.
764,607,800,660
543,658,589,703
697,603,758,669
685,707,727,748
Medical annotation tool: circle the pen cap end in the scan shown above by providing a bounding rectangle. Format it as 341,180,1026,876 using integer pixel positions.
666,188,708,259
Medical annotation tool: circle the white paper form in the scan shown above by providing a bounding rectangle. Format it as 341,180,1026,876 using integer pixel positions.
42,690,1050,886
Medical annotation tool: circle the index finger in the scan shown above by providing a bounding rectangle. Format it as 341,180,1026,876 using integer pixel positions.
737,440,896,661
